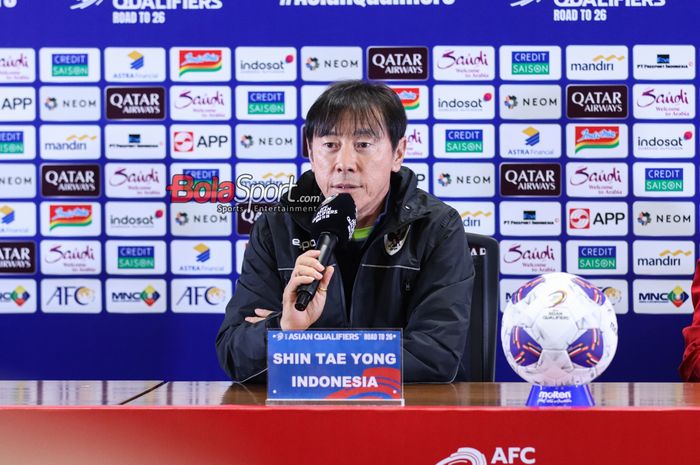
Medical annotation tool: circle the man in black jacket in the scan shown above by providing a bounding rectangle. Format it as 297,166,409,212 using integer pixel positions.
216,80,474,383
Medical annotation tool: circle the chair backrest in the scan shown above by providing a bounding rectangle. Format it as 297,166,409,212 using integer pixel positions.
456,232,499,382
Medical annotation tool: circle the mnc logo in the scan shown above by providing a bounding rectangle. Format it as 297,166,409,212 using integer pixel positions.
445,129,483,153
645,168,683,192
579,246,616,270
248,91,285,115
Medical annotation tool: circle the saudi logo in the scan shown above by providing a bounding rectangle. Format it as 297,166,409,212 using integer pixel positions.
129,51,144,70
140,285,161,307
668,286,689,308
194,243,211,263
523,127,540,146
11,286,30,307
0,205,15,225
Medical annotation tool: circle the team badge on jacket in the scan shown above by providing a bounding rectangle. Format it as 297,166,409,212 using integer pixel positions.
384,225,411,256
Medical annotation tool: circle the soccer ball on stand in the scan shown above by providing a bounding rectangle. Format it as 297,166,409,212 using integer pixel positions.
501,272,618,386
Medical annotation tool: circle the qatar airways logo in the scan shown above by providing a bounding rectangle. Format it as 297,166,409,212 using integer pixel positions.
501,240,560,275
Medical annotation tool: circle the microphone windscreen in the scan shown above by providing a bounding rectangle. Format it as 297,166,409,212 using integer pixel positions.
310,193,357,247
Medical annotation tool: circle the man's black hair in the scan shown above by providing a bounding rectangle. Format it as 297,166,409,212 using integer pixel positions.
304,80,407,151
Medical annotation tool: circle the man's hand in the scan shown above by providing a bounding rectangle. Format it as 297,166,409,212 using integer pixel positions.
243,249,335,330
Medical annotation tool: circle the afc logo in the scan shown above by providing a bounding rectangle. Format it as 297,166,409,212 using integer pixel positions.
176,286,226,306
46,286,95,306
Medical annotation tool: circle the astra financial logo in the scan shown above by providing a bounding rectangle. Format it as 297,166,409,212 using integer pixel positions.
0,241,35,274
367,47,428,80
500,163,561,197
567,85,628,119
106,87,166,120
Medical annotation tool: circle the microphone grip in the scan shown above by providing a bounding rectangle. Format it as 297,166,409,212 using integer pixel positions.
295,233,337,311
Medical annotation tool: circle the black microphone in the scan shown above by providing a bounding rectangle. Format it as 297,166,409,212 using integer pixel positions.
295,193,356,311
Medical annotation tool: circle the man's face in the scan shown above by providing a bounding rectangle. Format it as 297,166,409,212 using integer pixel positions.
308,117,405,226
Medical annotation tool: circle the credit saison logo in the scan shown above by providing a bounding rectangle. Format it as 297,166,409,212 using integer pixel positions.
106,87,165,120
0,130,23,154
248,91,285,115
578,245,616,270
574,126,619,153
500,164,561,196
41,165,100,197
367,47,428,80
445,129,482,153
51,53,88,77
511,51,549,75
567,85,627,118
645,168,682,192
117,245,155,270
0,241,35,273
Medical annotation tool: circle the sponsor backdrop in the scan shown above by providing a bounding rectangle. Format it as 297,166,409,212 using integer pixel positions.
0,0,697,381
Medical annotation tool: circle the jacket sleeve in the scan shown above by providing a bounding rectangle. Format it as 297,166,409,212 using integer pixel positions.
402,209,474,383
680,259,700,381
216,214,284,382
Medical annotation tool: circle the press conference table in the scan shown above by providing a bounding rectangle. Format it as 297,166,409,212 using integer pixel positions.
2,381,700,464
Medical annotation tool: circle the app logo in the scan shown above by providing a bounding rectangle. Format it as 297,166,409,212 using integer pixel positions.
578,245,616,270
567,85,628,119
367,47,428,80
117,245,155,270
174,131,194,152
574,126,620,153
645,167,683,192
569,208,590,229
129,51,144,70
106,87,166,120
0,87,35,122
41,165,100,197
0,130,23,154
52,53,88,77
0,241,35,273
512,51,549,75
500,163,561,196
179,49,222,77
48,204,92,230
